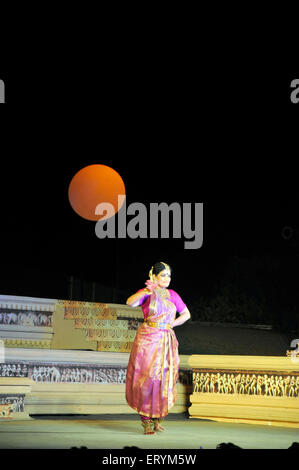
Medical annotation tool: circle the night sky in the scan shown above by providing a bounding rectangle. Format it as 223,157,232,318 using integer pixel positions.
0,70,298,316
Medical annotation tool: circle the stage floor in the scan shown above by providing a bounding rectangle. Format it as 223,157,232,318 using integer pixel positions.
0,414,298,450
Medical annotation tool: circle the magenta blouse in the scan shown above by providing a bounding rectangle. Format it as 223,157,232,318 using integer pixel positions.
136,289,187,320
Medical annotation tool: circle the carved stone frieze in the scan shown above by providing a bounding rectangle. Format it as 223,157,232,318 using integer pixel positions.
0,364,28,377
59,300,118,320
96,341,134,353
0,361,191,386
0,394,25,412
74,319,131,330
0,309,52,327
192,369,299,397
87,328,136,342
0,362,127,384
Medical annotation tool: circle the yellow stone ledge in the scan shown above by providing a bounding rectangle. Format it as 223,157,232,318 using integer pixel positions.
189,403,299,425
3,339,52,349
190,392,299,408
0,377,33,386
188,355,299,373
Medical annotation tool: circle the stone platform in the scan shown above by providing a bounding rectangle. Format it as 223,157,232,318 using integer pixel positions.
0,413,298,450
189,355,299,428
1,348,192,416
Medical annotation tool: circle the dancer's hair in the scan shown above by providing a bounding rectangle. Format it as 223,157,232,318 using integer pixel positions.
149,262,172,280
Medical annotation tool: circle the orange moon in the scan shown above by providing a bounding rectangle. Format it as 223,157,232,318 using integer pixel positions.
68,164,126,221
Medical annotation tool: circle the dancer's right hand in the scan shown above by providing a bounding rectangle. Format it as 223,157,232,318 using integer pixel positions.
145,279,158,293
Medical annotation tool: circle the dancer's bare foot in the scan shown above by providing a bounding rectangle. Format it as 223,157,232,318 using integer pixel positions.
153,418,166,432
141,420,156,435
154,423,166,432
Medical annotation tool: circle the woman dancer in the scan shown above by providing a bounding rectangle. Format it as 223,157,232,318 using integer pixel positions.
125,262,191,435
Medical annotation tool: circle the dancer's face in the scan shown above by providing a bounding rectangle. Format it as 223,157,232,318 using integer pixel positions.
155,269,171,288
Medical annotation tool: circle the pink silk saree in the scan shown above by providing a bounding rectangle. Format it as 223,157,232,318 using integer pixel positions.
125,288,186,418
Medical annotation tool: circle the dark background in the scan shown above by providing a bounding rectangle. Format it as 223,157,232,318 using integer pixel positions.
0,66,298,334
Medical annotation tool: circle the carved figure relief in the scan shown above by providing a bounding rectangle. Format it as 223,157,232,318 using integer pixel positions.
0,364,28,377
62,302,117,320
0,362,190,385
0,395,25,413
0,309,52,327
192,371,299,397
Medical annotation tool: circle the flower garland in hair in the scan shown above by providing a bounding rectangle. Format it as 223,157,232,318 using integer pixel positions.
160,262,170,271
148,266,154,282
